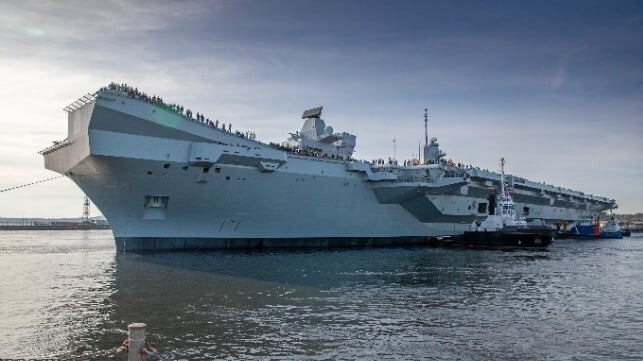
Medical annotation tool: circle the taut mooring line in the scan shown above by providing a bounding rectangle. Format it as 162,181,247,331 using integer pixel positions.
0,175,64,193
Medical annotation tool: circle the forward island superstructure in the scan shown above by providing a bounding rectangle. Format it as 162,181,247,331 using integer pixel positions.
41,84,616,250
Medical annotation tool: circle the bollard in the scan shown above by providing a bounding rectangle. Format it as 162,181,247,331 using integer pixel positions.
127,322,146,361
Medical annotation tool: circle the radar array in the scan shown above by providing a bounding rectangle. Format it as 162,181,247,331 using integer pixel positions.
302,106,323,119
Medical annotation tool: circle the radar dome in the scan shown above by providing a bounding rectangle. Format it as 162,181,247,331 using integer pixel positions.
325,126,334,134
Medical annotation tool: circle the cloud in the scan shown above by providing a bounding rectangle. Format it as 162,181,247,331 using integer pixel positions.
1,1,642,216
0,1,219,40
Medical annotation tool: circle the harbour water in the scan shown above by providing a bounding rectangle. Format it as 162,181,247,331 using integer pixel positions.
0,231,642,360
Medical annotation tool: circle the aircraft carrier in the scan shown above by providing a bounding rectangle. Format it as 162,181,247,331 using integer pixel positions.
40,84,616,251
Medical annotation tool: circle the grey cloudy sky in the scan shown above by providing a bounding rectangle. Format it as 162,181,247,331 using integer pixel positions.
0,0,642,217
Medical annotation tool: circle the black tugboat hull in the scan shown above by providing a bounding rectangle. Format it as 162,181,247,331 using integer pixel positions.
431,231,552,250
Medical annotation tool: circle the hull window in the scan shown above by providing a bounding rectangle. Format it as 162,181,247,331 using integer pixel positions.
477,202,487,214
144,195,169,209
144,195,169,220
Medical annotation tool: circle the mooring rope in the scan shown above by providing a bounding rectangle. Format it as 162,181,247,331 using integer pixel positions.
0,175,64,193
117,338,160,360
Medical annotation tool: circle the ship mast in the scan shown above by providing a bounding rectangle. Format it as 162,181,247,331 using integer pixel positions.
424,108,428,146
393,137,396,162
423,108,428,163
500,157,506,199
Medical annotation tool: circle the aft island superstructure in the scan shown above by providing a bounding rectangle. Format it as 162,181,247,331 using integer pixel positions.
41,84,616,251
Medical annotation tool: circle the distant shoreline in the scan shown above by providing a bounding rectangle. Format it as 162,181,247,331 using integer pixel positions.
0,224,110,231
0,217,110,231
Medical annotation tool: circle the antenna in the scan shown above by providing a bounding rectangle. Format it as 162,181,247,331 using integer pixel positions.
500,157,506,199
393,138,396,161
424,108,428,147
82,195,90,223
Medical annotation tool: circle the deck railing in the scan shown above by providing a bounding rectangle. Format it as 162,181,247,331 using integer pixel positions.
63,93,95,113
39,138,71,155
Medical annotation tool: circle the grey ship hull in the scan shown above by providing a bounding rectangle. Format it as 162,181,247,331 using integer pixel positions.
41,89,616,251
70,154,432,251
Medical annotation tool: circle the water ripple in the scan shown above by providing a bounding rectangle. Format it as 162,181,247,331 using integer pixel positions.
0,232,642,359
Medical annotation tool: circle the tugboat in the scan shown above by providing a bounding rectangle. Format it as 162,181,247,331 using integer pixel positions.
600,215,624,239
558,214,628,239
433,158,553,250
558,218,601,239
